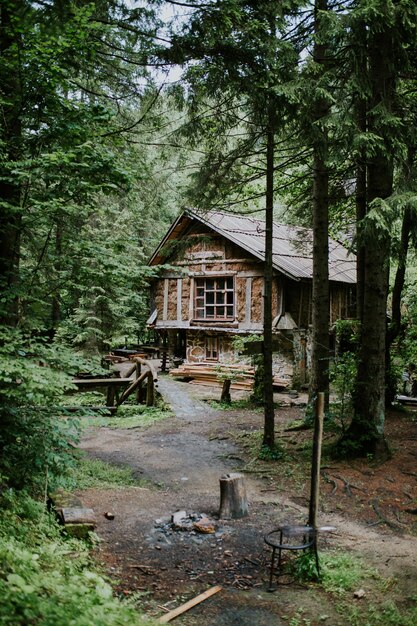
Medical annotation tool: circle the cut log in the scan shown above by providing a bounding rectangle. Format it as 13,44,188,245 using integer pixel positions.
61,507,96,525
219,473,248,519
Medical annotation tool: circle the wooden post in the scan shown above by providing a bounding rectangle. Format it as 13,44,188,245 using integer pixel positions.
220,378,231,404
106,386,115,407
308,392,325,528
146,371,154,406
135,361,142,403
219,473,248,519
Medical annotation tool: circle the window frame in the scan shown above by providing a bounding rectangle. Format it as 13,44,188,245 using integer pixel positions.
194,276,235,321
205,336,219,361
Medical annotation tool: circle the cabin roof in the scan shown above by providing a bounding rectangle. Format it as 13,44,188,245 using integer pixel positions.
149,209,356,284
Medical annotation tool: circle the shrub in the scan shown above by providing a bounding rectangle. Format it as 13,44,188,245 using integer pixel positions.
0,490,154,626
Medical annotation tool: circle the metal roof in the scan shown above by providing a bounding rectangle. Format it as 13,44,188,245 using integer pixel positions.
149,209,356,284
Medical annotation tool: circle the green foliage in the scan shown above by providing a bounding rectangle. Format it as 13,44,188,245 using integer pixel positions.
258,442,286,461
329,351,357,432
343,601,417,626
80,406,172,430
0,407,80,494
0,490,154,626
291,550,320,583
251,355,265,406
208,398,255,411
0,329,99,492
395,280,417,392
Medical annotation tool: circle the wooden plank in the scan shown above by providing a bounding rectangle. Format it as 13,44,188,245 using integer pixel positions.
158,586,222,623
163,278,169,321
245,277,252,323
73,377,133,386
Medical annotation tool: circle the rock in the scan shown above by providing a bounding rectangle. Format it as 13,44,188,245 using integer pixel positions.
172,510,187,528
104,512,115,520
353,589,366,599
193,518,216,534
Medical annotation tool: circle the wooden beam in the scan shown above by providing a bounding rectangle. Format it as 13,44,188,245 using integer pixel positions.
73,378,133,386
117,370,150,406
163,278,169,320
158,586,222,623
177,278,182,321
245,277,252,324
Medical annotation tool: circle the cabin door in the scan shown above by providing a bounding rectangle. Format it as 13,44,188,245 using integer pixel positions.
175,330,187,359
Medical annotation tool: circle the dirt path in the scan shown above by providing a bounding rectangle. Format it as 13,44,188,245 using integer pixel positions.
79,375,417,625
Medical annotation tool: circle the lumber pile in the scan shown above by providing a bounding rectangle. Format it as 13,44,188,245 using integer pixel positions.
169,362,290,391
169,362,254,390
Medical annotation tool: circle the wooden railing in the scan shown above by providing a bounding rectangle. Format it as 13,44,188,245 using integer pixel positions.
72,357,158,409
117,357,158,407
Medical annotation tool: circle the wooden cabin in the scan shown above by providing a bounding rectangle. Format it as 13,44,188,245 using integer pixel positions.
147,209,356,388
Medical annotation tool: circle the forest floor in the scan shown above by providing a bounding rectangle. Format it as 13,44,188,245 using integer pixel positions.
78,372,417,626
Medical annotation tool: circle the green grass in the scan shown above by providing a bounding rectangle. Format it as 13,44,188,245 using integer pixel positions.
80,405,173,430
0,490,156,626
65,456,150,490
339,600,417,626
290,550,417,626
320,550,379,594
208,398,258,410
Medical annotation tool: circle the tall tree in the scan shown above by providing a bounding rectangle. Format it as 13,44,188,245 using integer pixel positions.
161,0,302,450
310,0,330,404
335,0,417,458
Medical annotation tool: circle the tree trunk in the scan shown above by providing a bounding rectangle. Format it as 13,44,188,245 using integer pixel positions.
355,102,367,323
390,206,413,341
262,99,275,449
340,25,394,460
385,202,414,405
51,220,64,335
310,0,330,405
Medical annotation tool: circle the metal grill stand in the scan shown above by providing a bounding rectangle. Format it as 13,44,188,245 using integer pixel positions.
264,525,320,591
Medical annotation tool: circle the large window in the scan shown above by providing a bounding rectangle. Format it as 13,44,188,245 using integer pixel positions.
194,277,234,320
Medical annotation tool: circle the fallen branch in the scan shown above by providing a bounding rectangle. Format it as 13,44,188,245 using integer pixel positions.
158,586,222,623
331,474,365,496
323,472,337,495
404,507,417,515
371,500,401,530
401,470,417,478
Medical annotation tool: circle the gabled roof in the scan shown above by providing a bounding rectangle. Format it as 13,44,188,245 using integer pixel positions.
149,209,356,284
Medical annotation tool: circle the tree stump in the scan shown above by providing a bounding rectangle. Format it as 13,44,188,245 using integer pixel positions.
219,473,248,519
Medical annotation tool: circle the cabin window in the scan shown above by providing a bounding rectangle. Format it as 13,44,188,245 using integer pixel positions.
206,336,219,360
194,276,235,320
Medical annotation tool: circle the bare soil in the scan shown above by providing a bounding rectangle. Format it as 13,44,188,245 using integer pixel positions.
78,374,417,625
